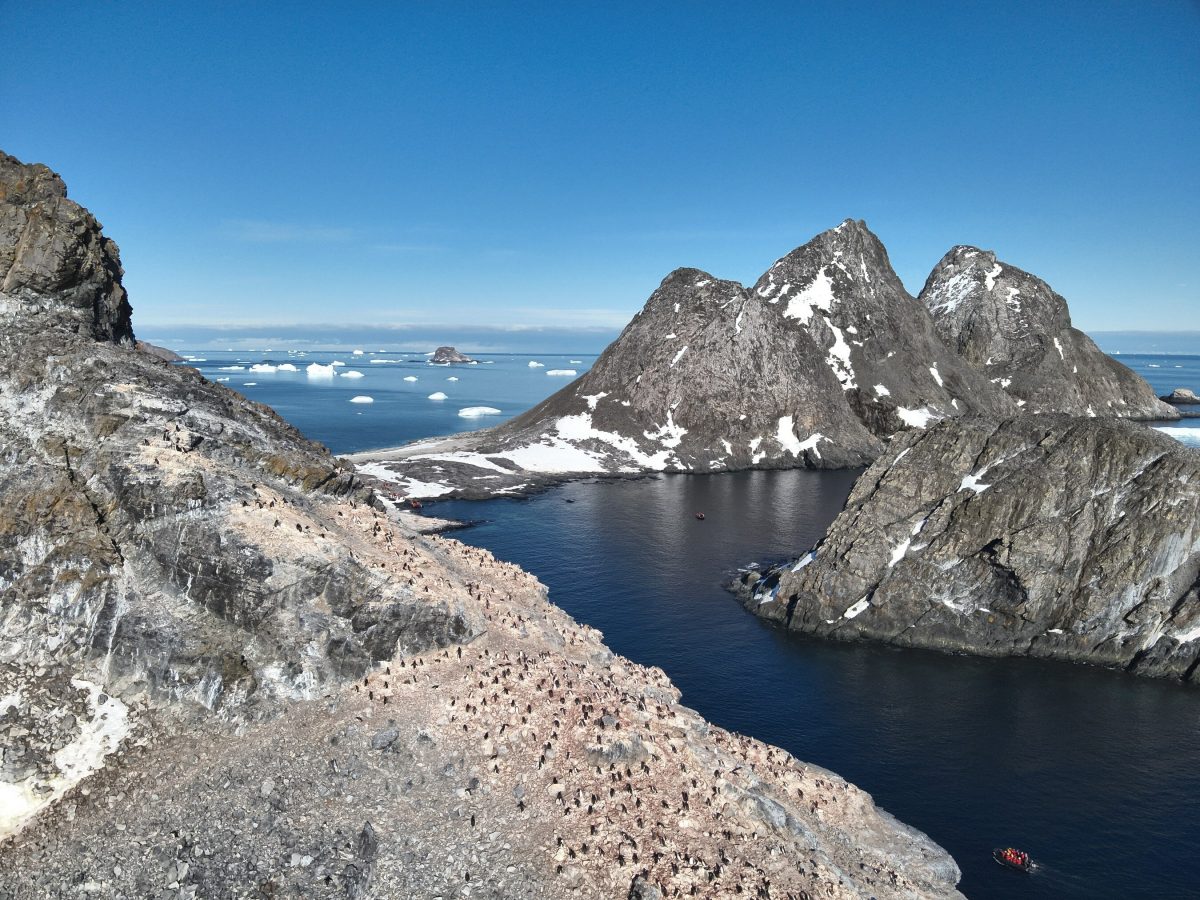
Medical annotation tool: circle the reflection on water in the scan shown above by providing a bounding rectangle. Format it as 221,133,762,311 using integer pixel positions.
433,470,1200,900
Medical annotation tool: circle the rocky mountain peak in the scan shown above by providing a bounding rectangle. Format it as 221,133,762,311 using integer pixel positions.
0,151,134,345
919,246,1175,419
752,221,1016,435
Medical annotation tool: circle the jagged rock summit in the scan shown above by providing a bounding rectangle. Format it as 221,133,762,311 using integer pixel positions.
430,344,473,364
740,415,1200,682
0,151,133,344
920,246,1176,420
753,220,1017,435
0,150,965,898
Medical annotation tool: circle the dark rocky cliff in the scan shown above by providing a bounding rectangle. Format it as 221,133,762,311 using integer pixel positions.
0,152,133,344
740,416,1200,682
920,246,1176,420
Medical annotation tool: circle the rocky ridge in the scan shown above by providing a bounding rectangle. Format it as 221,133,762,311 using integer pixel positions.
739,416,1200,682
920,246,1176,420
430,345,474,364
0,152,964,896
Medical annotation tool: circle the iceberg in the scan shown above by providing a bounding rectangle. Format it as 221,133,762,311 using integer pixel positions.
528,361,545,368
249,363,276,373
340,370,365,379
306,363,336,378
349,396,374,404
546,369,577,376
403,376,418,382
427,391,448,400
458,406,501,417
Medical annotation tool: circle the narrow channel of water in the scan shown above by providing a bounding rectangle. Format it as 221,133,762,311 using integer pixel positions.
431,471,1200,900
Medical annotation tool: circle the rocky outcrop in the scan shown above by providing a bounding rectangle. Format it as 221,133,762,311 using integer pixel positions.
135,339,183,362
753,220,1017,436
0,150,964,897
0,152,133,344
740,416,1200,682
1162,387,1200,405
430,345,474,364
920,246,1177,420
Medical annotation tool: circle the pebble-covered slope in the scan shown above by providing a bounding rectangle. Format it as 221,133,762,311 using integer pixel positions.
920,246,1177,420
740,416,1200,682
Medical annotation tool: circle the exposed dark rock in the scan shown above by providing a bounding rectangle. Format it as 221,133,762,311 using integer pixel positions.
430,345,474,364
920,246,1177,420
741,415,1200,682
0,151,133,344
1162,387,1200,405
752,220,1017,436
135,339,184,362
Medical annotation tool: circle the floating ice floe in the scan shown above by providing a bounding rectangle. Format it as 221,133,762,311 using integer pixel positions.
216,377,230,382
459,406,502,417
218,365,244,371
349,396,374,404
306,363,336,378
340,370,364,378
331,361,346,367
427,391,448,400
546,369,577,376
528,361,545,368
569,359,583,364
276,363,298,371
447,376,459,382
249,363,277,373
243,382,258,386
352,349,364,355
403,376,418,382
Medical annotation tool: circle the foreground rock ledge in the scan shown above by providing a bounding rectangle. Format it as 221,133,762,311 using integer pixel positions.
0,149,963,896
741,416,1200,683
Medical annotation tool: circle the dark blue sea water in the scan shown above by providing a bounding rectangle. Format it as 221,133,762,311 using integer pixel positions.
181,347,1200,898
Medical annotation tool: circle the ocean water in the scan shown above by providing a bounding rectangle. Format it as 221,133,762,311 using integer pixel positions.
180,348,1200,898
178,349,597,454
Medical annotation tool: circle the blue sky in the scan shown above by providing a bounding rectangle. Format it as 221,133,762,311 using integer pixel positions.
3,2,1197,351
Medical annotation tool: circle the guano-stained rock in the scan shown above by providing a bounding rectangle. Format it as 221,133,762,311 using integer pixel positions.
0,149,965,898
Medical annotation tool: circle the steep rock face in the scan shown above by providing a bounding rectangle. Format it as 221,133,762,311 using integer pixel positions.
0,152,133,344
355,268,882,498
507,269,882,470
920,246,1176,420
742,416,1200,682
135,339,183,362
0,150,964,897
753,220,1017,436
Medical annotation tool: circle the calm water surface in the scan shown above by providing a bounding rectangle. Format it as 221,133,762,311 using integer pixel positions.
432,473,1200,900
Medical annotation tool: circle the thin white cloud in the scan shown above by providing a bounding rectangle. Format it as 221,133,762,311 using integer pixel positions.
223,219,356,243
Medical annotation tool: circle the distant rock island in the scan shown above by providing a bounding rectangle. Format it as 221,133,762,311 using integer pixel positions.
0,149,965,898
1162,387,1200,404
739,415,1200,683
354,219,1173,500
430,344,474,364
135,338,183,362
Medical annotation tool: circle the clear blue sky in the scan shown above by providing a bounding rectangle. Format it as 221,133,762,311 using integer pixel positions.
3,2,1197,350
